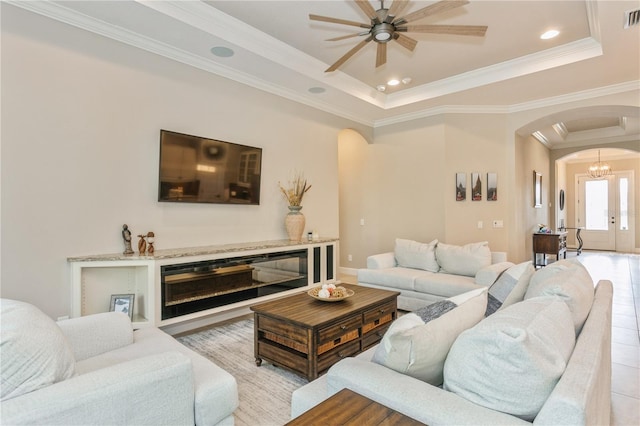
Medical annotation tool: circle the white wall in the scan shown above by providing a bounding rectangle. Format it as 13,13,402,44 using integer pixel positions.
0,5,364,319
338,113,513,269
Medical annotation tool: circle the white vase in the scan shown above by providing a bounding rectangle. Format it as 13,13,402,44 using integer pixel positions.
285,205,305,242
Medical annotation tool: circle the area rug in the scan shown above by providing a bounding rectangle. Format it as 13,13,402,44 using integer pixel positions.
177,317,309,426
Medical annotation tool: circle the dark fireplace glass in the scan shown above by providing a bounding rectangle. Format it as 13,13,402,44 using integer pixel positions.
161,249,307,320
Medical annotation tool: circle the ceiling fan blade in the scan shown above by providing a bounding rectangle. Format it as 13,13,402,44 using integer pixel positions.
394,0,469,25
393,32,418,52
401,24,487,37
326,33,366,42
309,14,370,29
325,36,373,72
376,42,387,68
385,0,408,23
354,0,381,23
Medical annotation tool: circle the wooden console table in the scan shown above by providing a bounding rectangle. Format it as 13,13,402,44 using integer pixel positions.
251,284,399,380
532,232,567,268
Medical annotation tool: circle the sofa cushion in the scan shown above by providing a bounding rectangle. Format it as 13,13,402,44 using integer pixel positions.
485,261,535,316
524,259,595,334
357,267,424,291
435,242,491,277
371,287,487,385
1,299,76,401
394,239,439,272
413,273,478,298
443,297,576,421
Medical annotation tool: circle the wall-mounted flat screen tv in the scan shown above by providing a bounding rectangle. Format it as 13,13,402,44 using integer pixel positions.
158,130,262,204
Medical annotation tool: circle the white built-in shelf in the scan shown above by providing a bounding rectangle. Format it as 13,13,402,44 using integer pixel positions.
69,239,338,329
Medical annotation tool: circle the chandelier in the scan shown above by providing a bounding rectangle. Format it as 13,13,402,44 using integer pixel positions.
587,150,612,179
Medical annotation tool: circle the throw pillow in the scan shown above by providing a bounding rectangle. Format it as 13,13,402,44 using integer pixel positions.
394,238,439,272
443,296,576,421
436,241,491,277
485,261,535,316
1,299,76,401
524,259,595,334
371,287,487,385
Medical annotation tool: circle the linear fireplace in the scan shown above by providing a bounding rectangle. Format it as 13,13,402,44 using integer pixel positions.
161,249,308,320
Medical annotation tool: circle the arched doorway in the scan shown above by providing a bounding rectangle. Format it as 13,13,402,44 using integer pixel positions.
555,147,638,253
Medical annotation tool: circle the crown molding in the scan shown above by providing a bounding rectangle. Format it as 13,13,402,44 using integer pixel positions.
374,81,639,128
508,80,640,112
385,37,603,109
7,0,375,126
6,0,633,131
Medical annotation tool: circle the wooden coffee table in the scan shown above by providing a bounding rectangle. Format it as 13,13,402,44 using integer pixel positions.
286,388,425,425
250,284,399,380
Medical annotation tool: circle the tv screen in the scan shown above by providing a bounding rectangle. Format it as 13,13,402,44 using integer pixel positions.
158,130,262,204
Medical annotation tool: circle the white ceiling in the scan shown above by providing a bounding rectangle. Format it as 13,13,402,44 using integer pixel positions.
8,0,640,150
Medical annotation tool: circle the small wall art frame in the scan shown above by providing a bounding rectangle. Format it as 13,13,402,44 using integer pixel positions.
471,172,482,201
455,172,467,201
534,171,543,208
487,172,497,201
110,294,135,319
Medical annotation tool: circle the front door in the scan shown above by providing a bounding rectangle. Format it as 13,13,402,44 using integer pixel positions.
575,171,635,251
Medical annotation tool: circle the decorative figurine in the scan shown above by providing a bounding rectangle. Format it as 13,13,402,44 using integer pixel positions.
146,231,155,255
122,224,134,255
137,234,147,254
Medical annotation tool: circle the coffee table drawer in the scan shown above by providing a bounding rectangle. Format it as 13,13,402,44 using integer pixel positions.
363,300,396,324
362,323,391,350
258,315,308,345
317,340,360,372
318,315,362,343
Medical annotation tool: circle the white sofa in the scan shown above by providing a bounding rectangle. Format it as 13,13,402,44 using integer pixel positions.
292,259,612,425
1,299,238,425
358,239,512,311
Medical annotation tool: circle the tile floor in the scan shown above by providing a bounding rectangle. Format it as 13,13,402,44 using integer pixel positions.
574,251,639,426
340,250,640,425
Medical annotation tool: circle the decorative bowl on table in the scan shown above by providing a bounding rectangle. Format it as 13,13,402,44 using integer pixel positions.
307,284,354,302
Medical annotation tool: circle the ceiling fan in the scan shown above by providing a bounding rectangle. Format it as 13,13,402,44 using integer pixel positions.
310,0,487,72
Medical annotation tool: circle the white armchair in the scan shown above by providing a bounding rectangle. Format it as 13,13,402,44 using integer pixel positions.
1,299,238,425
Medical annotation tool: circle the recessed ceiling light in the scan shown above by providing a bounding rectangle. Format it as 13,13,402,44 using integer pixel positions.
401,77,412,85
308,87,326,94
210,46,235,57
387,79,400,86
540,30,559,40
376,85,386,92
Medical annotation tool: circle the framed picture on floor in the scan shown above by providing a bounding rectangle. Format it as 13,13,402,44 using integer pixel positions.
456,173,466,201
471,172,482,201
110,294,134,319
487,173,497,201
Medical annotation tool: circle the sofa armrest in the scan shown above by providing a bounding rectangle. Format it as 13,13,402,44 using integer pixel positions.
57,312,133,361
534,280,613,425
366,252,396,269
1,351,195,426
475,261,515,286
327,358,528,425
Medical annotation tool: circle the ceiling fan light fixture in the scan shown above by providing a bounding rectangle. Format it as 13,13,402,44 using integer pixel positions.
372,23,394,41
